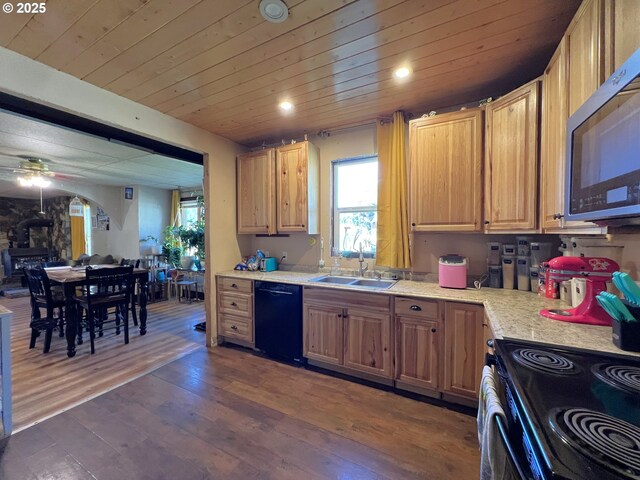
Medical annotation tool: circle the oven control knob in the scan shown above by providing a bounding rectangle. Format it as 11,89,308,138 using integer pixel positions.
486,339,494,348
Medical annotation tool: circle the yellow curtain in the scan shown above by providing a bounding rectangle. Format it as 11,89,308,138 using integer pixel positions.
70,215,86,259
376,111,411,268
171,189,181,226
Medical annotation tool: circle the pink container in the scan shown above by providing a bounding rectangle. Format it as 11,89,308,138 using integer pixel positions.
439,255,468,289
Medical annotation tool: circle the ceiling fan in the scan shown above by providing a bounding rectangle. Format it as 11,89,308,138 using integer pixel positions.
0,154,85,185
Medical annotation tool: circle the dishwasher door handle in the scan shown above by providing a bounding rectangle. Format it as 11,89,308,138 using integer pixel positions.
260,289,294,296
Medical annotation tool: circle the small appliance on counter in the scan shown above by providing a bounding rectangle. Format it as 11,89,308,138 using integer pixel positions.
539,256,619,326
259,257,278,272
438,254,467,289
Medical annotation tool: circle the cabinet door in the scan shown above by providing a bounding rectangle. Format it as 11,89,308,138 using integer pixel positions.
567,0,605,116
344,308,392,378
277,142,308,232
409,109,483,232
443,302,484,399
237,149,276,234
396,316,440,392
485,80,539,231
541,39,568,230
611,0,640,71
303,302,343,365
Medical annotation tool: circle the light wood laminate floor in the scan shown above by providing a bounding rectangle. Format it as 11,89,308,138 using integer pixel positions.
0,295,205,431
0,346,480,479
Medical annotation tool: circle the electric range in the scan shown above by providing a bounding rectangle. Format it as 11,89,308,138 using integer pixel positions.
494,338,640,479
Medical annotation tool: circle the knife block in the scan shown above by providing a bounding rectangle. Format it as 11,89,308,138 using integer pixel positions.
612,300,640,352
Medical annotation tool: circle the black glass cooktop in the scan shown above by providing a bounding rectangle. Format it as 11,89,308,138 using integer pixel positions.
496,339,640,480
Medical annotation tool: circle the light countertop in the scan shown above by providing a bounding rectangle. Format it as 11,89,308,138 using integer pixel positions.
217,270,640,358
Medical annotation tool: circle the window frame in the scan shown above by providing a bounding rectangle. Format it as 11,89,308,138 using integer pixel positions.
331,155,378,258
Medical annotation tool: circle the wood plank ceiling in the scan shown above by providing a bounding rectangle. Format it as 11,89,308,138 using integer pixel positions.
0,0,581,146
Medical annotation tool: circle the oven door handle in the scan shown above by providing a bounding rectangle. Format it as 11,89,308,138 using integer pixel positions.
495,414,530,480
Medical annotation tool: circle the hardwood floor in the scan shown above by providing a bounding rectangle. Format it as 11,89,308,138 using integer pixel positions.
0,295,205,431
0,346,480,479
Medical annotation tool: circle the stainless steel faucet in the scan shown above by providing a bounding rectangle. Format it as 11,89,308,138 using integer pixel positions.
358,243,368,277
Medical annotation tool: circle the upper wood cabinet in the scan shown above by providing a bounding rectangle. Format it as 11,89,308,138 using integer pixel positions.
484,80,540,231
276,141,319,234
408,109,483,232
442,302,484,400
237,149,276,235
566,0,606,117
541,39,569,231
236,141,319,235
610,0,640,71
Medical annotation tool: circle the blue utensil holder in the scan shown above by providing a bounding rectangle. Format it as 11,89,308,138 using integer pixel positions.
612,300,640,352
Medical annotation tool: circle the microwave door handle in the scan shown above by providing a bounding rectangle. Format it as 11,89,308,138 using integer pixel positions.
495,415,530,480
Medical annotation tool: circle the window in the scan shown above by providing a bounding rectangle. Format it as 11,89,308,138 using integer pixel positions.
332,156,378,257
180,197,203,226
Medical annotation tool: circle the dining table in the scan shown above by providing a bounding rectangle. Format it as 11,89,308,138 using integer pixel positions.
45,265,150,357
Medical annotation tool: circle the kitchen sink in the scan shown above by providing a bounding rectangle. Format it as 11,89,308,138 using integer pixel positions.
309,275,397,289
349,278,396,289
309,275,356,284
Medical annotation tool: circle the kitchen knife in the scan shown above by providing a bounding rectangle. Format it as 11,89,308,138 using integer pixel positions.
612,272,640,305
601,291,637,322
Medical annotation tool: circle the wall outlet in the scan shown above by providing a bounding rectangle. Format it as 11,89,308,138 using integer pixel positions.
281,251,288,262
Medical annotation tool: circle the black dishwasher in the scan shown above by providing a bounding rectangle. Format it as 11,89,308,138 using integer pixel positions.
254,281,303,364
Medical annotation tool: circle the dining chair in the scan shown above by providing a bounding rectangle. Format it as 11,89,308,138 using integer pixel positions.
23,267,64,353
74,266,134,354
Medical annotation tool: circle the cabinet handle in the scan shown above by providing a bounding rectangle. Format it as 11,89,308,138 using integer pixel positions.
431,328,436,333
552,213,565,220
337,314,342,318
230,302,237,307
266,225,269,229
484,220,490,225
230,325,238,331
411,222,416,227
231,283,237,288
410,305,422,311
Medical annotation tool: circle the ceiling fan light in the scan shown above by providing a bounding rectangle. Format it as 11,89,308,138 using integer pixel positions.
69,195,84,217
32,176,51,188
17,176,33,187
260,0,288,23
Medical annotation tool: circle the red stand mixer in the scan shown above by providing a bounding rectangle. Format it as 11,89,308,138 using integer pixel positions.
539,256,619,326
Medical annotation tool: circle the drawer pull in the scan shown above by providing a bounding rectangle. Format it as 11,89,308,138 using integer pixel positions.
410,305,422,311
230,325,238,331
431,328,437,333
231,283,238,288
230,302,237,306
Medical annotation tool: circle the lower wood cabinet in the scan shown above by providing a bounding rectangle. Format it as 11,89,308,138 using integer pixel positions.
303,303,343,365
344,308,392,378
216,277,254,346
442,302,484,402
395,298,442,397
303,287,393,380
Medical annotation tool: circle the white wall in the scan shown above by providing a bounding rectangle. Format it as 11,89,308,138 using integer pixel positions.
0,47,247,344
137,185,171,255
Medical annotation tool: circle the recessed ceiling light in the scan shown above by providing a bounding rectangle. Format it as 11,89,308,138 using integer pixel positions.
260,0,289,23
394,66,412,79
279,101,294,112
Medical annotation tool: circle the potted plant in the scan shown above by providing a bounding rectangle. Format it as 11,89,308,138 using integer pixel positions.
140,235,161,255
178,219,205,270
162,226,184,268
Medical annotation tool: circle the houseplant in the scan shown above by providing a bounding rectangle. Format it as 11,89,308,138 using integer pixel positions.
162,226,183,268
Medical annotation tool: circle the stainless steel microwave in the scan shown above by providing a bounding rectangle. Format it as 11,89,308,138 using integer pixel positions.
566,47,640,226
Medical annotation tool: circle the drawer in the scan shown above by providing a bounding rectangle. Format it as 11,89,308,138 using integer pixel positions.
218,277,252,294
219,292,252,318
395,297,439,319
218,313,253,342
